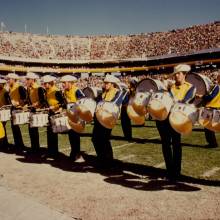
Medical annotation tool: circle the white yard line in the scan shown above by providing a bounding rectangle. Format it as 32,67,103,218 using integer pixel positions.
113,142,136,150
201,167,220,178
154,162,165,168
113,135,160,150
148,135,160,140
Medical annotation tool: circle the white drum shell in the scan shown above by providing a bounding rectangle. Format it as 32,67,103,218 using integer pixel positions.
12,110,30,125
77,98,96,122
199,108,220,132
198,107,214,130
212,109,220,132
132,92,151,116
148,92,174,121
96,101,120,129
30,112,49,127
0,107,11,122
169,103,198,135
50,112,71,133
127,101,145,125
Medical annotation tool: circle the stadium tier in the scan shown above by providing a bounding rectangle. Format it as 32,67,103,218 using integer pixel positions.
0,22,219,73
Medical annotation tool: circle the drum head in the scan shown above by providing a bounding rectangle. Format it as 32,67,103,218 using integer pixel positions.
83,87,102,99
186,73,213,105
136,78,164,93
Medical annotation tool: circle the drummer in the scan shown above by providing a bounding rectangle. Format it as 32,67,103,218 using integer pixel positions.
60,75,85,161
6,73,28,153
92,74,120,168
156,64,196,181
25,72,46,154
121,77,138,141
201,73,220,148
41,75,66,159
0,78,11,150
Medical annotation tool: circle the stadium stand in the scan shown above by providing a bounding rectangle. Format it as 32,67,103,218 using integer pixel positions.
0,22,219,61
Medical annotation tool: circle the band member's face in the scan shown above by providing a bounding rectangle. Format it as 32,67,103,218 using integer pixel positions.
43,82,50,89
8,78,16,86
26,78,34,87
174,72,185,84
104,82,112,91
62,81,71,90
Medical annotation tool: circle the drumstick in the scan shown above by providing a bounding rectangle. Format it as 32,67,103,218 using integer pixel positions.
0,104,12,110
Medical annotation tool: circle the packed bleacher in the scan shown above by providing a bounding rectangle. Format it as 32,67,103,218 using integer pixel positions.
74,68,220,89
0,22,219,61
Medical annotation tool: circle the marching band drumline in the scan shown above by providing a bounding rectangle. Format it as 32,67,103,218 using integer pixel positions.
0,70,219,155
0,76,219,131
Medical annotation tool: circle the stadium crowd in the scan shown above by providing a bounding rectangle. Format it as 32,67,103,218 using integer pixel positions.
74,68,220,89
0,22,219,61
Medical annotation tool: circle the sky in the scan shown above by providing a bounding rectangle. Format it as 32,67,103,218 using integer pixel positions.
0,0,219,36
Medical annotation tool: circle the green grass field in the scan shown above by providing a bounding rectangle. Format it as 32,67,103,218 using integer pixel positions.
4,120,220,180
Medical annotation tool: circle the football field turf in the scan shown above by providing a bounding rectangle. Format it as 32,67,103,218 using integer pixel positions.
4,120,220,180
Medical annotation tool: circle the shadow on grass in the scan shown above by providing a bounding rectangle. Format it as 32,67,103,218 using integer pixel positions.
15,150,220,192
110,135,161,144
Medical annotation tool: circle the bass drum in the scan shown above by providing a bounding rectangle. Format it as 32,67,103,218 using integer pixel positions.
186,73,213,105
83,87,102,100
136,78,166,93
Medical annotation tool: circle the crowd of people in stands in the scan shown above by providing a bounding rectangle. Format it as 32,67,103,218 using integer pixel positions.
74,68,220,89
0,22,219,61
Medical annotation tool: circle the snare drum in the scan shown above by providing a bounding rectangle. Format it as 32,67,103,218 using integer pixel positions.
12,110,30,125
50,112,71,133
30,111,49,128
169,103,198,135
96,101,120,129
147,92,174,121
0,106,11,122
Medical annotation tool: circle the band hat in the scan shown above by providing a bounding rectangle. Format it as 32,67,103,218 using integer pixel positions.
104,75,120,84
41,75,56,83
0,79,7,84
26,72,39,79
6,73,19,80
173,64,191,75
60,75,77,82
